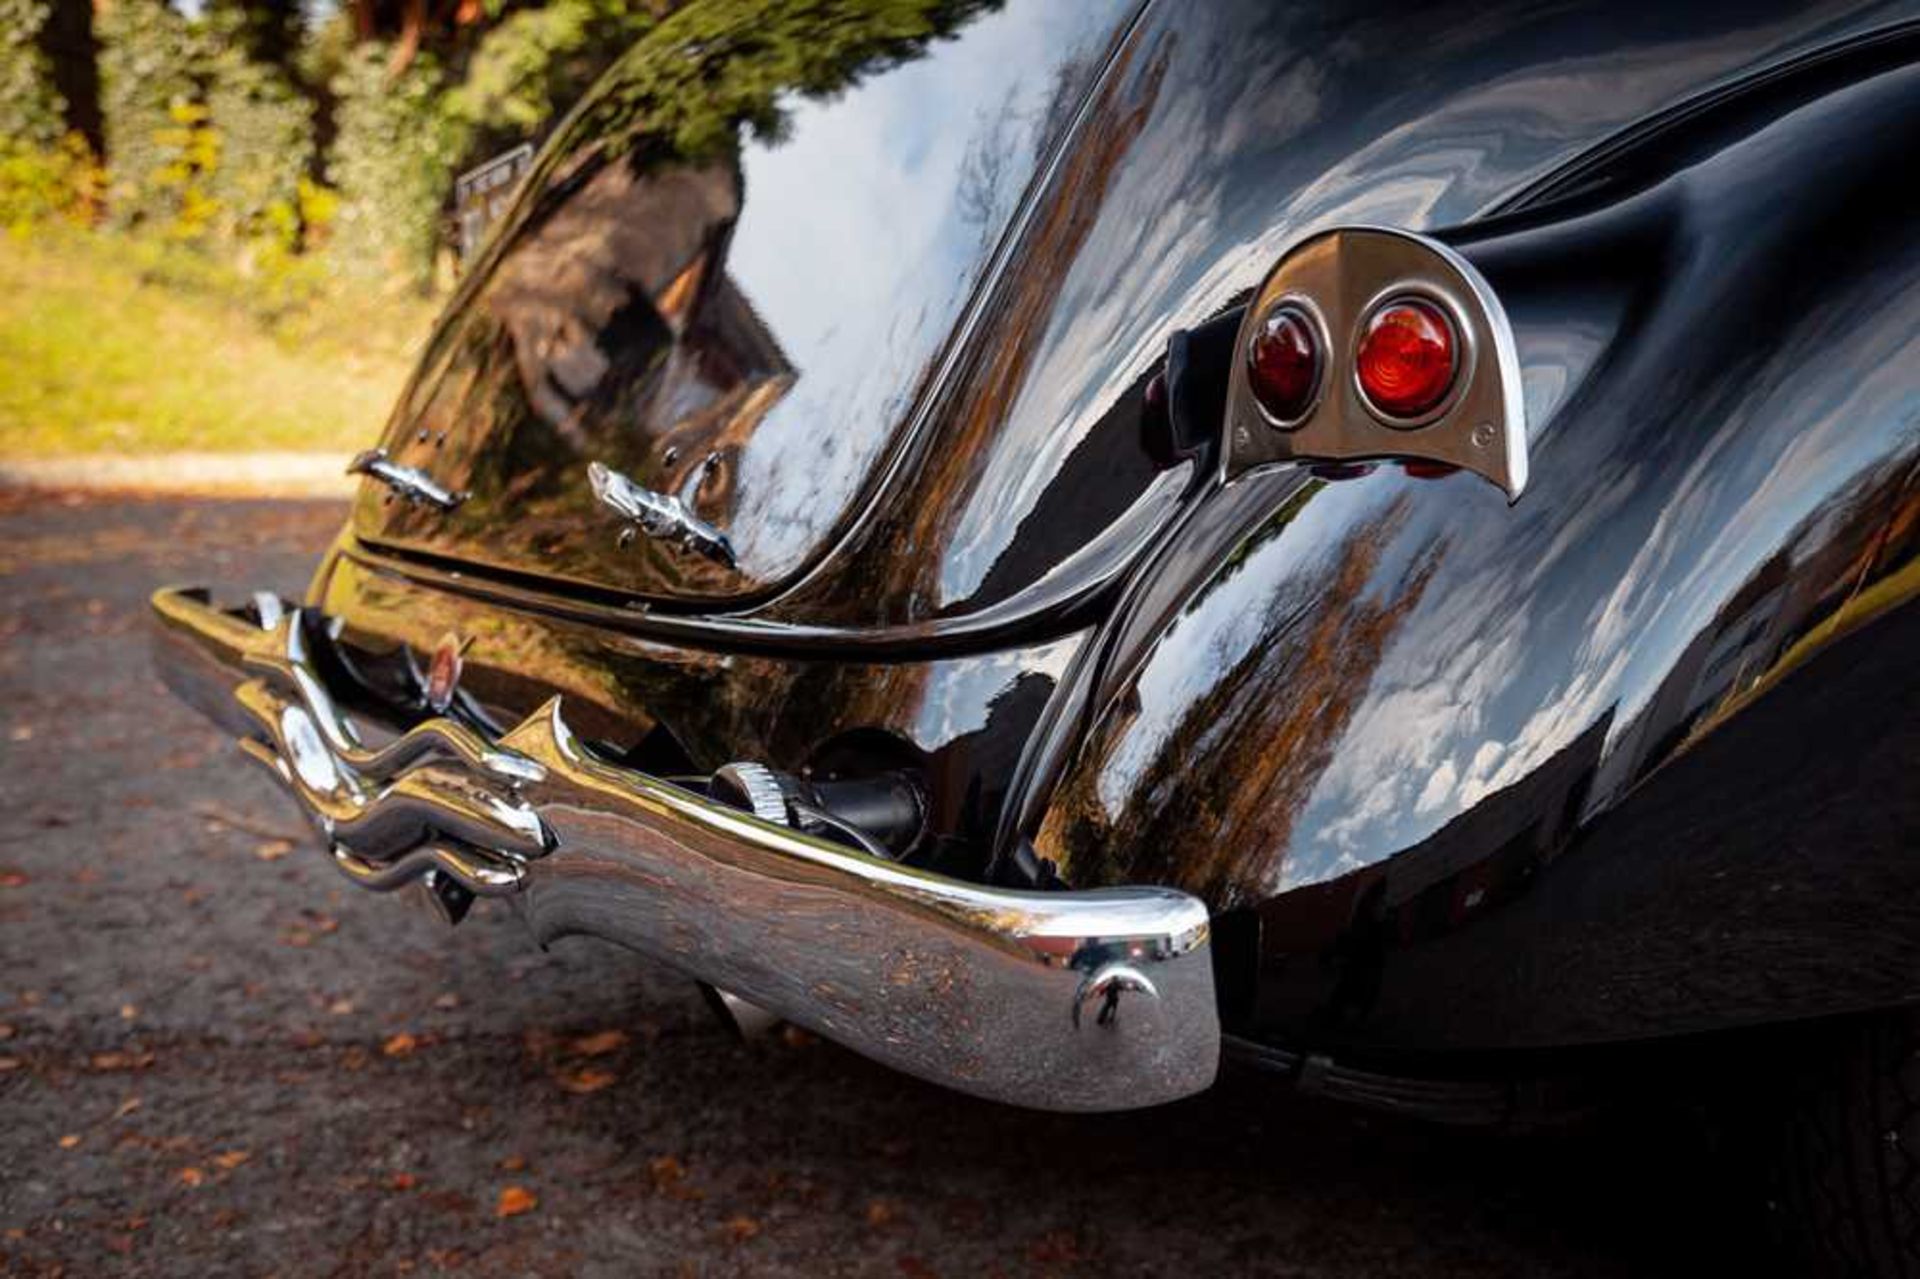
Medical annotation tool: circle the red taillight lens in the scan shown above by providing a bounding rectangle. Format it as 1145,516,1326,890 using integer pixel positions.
1247,304,1320,424
1356,298,1456,419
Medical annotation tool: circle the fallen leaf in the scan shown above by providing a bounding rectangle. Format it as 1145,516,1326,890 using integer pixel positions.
568,1029,628,1057
495,1185,537,1218
112,1096,142,1120
497,1154,526,1172
177,1166,206,1188
193,803,301,843
431,992,461,1011
387,1171,417,1191
0,1022,13,1040
212,1149,249,1170
8,725,32,742
58,1134,80,1150
0,1056,20,1072
0,871,27,889
255,839,295,862
382,1033,418,1059
723,1216,761,1244
866,1198,898,1227
554,1066,617,1095
119,1004,138,1021
89,1050,155,1072
327,998,356,1016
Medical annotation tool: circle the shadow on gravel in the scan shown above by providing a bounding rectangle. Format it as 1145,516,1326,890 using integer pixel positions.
0,494,1788,1277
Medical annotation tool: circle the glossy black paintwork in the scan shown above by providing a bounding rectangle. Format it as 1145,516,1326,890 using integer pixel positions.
303,0,1920,1066
1029,53,1920,1053
354,0,1132,606
312,552,1082,880
351,0,1906,640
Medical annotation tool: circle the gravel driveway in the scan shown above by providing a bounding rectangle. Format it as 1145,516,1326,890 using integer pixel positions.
0,492,1779,1277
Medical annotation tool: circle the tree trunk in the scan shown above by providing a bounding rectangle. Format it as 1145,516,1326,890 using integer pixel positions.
38,0,103,157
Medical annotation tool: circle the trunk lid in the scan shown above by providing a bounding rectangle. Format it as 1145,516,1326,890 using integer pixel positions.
351,0,1134,606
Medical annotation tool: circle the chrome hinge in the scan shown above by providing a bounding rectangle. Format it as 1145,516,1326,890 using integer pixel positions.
348,449,466,511
588,461,737,569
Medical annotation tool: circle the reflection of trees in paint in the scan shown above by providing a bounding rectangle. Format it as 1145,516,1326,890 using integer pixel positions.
828,33,1173,614
1041,497,1449,906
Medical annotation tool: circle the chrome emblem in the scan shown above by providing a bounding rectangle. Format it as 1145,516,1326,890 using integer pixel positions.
424,633,467,713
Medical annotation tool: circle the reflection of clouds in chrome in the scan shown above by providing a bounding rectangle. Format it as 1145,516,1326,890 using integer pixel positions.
723,0,1125,569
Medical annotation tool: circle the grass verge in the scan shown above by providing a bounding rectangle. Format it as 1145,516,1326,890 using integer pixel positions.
0,230,434,455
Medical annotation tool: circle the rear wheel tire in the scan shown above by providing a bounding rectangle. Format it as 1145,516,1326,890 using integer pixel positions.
1771,1008,1920,1277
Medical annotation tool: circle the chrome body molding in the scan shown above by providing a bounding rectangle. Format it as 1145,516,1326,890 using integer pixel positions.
151,586,1220,1112
588,461,738,569
1223,226,1529,500
348,449,466,511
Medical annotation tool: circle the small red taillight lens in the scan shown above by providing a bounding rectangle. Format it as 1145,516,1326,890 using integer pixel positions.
1357,298,1456,419
1247,304,1320,424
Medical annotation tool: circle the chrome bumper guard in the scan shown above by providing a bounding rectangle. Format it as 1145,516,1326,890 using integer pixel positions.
150,588,1219,1111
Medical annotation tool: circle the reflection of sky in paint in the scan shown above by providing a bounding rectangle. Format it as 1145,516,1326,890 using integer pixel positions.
1285,316,1916,893
724,0,1128,562
1092,63,1920,896
909,633,1080,754
923,1,1862,608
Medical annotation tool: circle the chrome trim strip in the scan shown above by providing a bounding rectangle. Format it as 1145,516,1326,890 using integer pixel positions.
150,587,1220,1112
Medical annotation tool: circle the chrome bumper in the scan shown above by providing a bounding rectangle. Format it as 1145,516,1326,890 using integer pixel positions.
150,587,1219,1111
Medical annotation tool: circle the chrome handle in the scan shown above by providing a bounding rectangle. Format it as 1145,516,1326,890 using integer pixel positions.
349,449,465,510
588,460,736,568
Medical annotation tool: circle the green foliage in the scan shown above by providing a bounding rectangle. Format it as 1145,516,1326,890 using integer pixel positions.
98,0,202,232
0,133,104,234
328,45,466,290
28,0,1009,306
0,0,92,232
448,0,662,138
578,0,996,161
150,99,221,241
203,6,316,251
0,0,65,147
